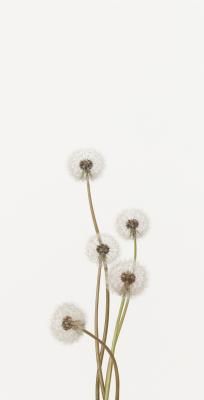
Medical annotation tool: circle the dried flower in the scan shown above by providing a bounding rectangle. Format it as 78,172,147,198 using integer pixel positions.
116,209,149,239
51,303,85,343
109,260,146,296
69,149,104,180
86,234,119,264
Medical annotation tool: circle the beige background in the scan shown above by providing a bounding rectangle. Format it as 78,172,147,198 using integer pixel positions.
0,0,204,399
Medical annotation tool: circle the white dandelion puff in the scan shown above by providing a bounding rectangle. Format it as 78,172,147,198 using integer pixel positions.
116,209,149,239
109,259,147,296
50,303,85,344
69,149,104,180
86,233,119,264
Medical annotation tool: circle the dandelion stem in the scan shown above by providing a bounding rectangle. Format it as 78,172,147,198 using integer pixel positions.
95,260,105,398
101,261,110,356
95,259,110,399
104,296,125,400
86,173,101,240
116,295,130,339
104,237,137,399
134,235,137,260
85,173,110,399
83,329,120,400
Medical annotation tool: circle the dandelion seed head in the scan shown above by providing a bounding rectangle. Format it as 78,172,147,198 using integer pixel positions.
69,149,104,180
86,234,119,264
96,243,110,256
109,259,147,296
50,303,85,344
116,209,149,239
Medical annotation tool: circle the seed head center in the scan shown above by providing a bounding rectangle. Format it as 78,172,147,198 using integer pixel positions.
126,219,139,231
121,271,136,286
79,159,93,172
96,243,110,256
62,316,73,331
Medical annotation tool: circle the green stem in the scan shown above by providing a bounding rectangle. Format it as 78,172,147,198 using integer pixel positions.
104,237,137,399
104,297,126,400
109,295,125,354
134,235,137,261
116,295,130,339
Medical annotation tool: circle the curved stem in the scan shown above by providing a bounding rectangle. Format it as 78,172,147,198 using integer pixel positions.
86,173,101,241
95,260,105,398
83,329,120,400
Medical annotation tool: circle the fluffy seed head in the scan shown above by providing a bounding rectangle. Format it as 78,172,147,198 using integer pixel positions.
69,149,104,180
86,234,119,264
109,259,147,296
116,209,149,239
50,303,85,344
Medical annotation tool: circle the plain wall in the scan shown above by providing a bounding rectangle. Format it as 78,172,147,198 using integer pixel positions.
0,1,204,399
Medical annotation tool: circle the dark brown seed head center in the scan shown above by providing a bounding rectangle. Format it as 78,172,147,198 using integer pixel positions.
62,316,73,331
79,159,93,172
126,219,139,231
121,271,136,285
96,243,110,256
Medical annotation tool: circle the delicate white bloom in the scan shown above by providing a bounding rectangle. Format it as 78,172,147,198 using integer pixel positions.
109,259,147,296
86,233,119,264
116,209,149,239
69,149,104,180
50,303,85,344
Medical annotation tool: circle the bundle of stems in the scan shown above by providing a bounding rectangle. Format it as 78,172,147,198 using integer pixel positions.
86,173,136,400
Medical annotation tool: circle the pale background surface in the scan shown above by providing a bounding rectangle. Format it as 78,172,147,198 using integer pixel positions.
0,0,204,399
